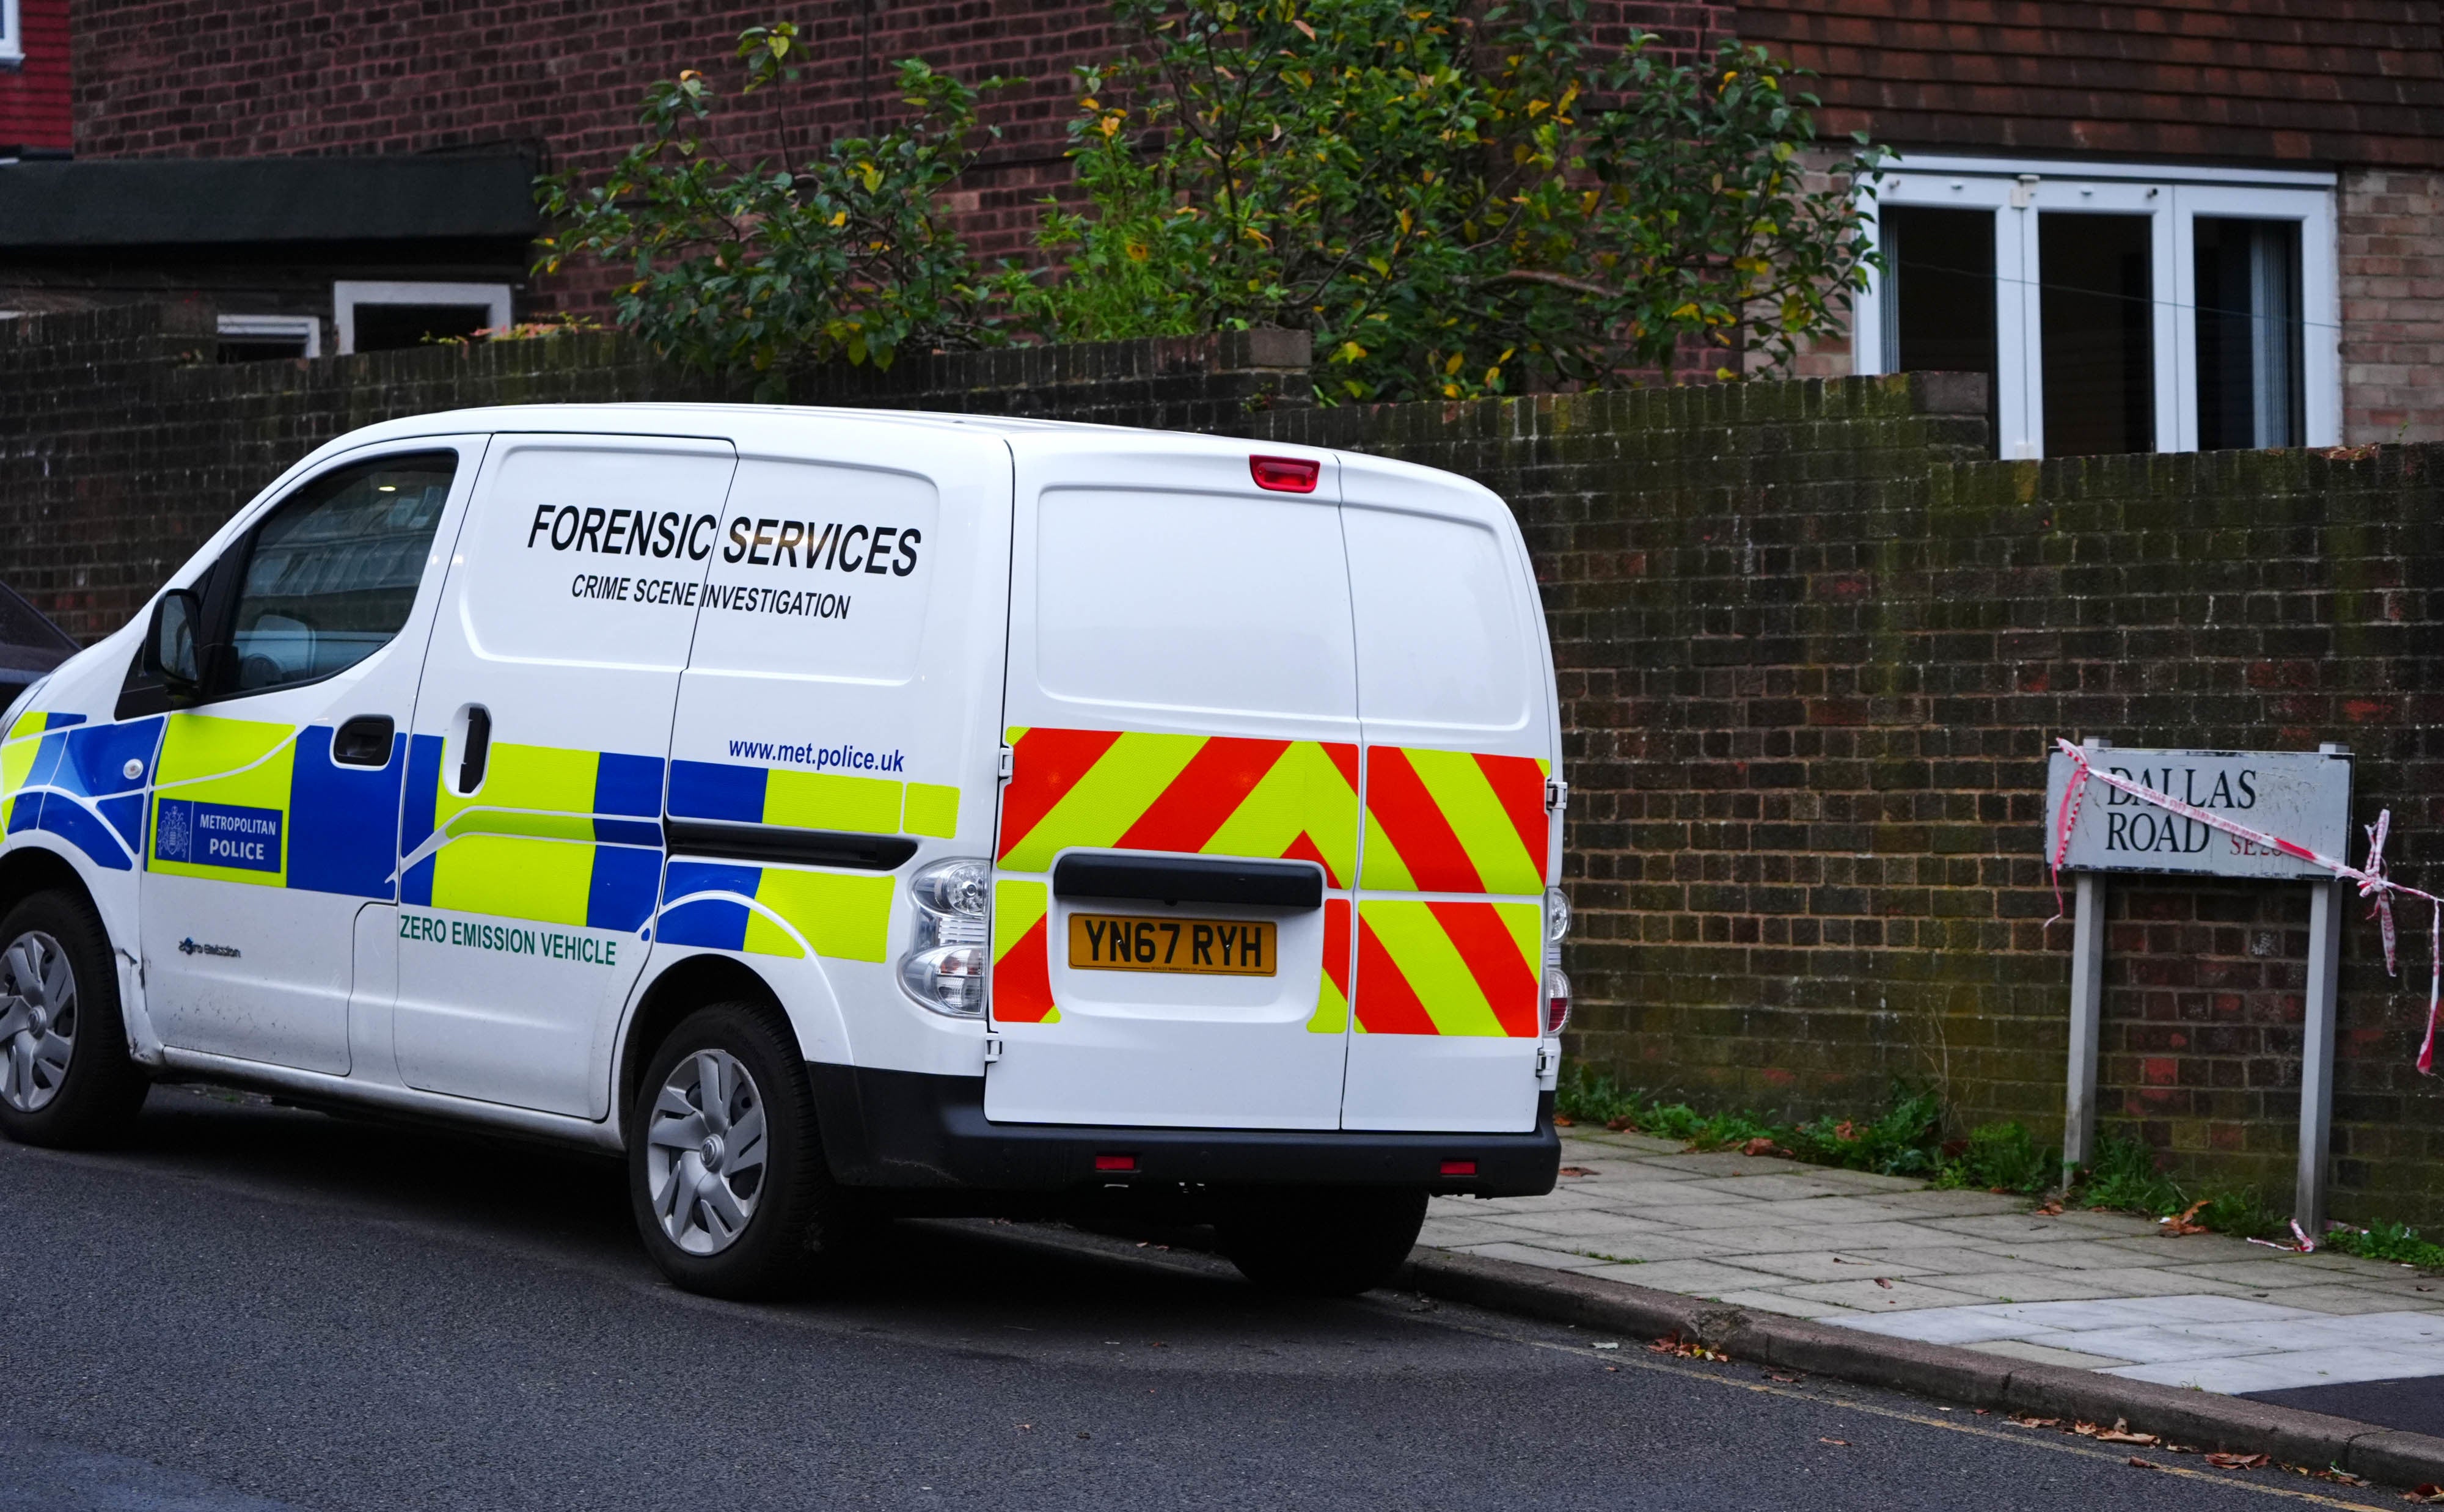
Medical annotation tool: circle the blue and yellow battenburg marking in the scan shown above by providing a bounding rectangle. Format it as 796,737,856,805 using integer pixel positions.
1,709,147,872
4,708,930,963
652,860,892,962
668,758,960,839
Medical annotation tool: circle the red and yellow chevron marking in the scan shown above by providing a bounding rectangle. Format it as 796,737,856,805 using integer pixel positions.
991,878,1058,1024
998,727,1360,885
1360,746,1550,896
1306,897,1352,1034
1353,899,1541,1037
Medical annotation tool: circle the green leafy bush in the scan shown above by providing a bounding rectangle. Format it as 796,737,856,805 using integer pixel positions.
536,26,1015,397
543,9,1885,403
2323,1221,2444,1271
1941,1122,2056,1195
1030,0,1886,401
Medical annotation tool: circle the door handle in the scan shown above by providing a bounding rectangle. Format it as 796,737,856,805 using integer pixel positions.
331,715,395,768
458,706,492,794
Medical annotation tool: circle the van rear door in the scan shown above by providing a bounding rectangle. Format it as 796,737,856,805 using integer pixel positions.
989,439,1357,1130
1339,459,1558,1134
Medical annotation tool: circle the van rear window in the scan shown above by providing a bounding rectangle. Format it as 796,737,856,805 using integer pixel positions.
1342,506,1529,731
1034,489,1356,721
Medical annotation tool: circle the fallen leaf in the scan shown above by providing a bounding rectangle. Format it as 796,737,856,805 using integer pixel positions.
2206,1453,2268,1470
2316,1468,2369,1486
2008,1415,2061,1429
2034,1200,2065,1216
1740,1136,1790,1157
1559,1166,1598,1177
1819,1437,1849,1447
2128,1458,2159,1470
1605,1116,1638,1132
1648,1331,1729,1362
1768,1373,1803,1384
1551,1114,1575,1127
2097,1428,2161,1445
2402,1481,2444,1502
2073,1421,2102,1437
2160,1199,2213,1237
1875,1277,1893,1289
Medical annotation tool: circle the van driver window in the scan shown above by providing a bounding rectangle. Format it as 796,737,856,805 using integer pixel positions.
227,453,456,695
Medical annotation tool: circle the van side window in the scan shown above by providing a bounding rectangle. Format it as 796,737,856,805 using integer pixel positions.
1035,489,1357,720
225,452,458,695
1342,506,1529,730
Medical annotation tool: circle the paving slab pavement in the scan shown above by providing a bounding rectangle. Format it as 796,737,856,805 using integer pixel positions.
1423,1125,2444,1400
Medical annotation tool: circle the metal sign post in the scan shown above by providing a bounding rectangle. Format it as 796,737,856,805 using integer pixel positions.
2043,741,2354,1226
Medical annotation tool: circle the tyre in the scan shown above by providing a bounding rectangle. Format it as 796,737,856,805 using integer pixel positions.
1217,1186,1429,1298
627,1002,867,1299
0,888,150,1149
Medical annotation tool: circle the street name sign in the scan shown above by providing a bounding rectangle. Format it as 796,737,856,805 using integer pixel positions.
2042,743,2353,880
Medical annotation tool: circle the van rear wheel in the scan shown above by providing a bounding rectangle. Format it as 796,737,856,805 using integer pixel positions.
627,1003,867,1299
1217,1186,1428,1298
0,888,148,1149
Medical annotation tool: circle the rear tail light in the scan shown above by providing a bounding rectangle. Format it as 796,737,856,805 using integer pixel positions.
1542,886,1571,1034
1543,966,1571,1035
1440,1159,1478,1177
1095,1153,1137,1172
899,858,991,1017
1249,455,1320,493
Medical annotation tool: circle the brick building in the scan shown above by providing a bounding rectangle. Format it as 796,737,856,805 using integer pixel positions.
2,1,2438,444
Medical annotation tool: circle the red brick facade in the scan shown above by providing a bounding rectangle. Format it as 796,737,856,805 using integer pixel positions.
0,0,71,151
1740,0,2444,169
62,0,1728,306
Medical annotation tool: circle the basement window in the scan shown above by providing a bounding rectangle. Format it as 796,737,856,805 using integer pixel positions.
333,280,513,354
1854,157,2336,458
216,314,322,363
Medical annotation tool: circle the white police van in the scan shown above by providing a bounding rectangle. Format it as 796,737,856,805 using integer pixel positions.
0,406,1567,1298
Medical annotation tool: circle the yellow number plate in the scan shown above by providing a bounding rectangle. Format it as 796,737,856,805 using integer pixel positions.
1067,913,1277,977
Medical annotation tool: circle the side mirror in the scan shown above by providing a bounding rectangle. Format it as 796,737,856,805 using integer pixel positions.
144,590,202,694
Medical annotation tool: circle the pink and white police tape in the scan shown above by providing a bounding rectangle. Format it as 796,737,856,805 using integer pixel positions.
2048,737,2444,1074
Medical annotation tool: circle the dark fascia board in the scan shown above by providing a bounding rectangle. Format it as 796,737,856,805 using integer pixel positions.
0,155,540,249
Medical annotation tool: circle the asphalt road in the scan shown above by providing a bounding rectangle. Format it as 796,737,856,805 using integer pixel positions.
0,1084,2404,1512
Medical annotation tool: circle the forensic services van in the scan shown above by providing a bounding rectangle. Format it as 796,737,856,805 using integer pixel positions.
0,405,1567,1298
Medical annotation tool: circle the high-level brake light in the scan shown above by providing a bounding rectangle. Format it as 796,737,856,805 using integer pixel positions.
1249,455,1320,493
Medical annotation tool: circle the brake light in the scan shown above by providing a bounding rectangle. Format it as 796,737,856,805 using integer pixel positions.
898,858,991,1017
1249,455,1320,493
1544,966,1572,1035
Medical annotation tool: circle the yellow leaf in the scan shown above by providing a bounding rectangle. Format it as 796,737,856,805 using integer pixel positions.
1443,352,1464,374
1672,302,1700,319
829,210,847,227
1336,341,1368,363
1716,366,1738,380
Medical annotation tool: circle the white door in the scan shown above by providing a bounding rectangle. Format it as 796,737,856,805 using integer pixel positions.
142,444,477,1074
389,434,736,1117
1339,462,1558,1134
989,438,1359,1130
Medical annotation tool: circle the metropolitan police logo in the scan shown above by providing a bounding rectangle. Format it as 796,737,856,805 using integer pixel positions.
154,800,192,864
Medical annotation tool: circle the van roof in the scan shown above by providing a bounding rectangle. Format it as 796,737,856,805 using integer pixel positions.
330,402,1169,448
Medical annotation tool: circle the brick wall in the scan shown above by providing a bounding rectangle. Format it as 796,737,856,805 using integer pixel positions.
0,302,1308,638
10,307,2444,1224
1,0,70,150
2342,167,2444,445
1257,379,2444,1225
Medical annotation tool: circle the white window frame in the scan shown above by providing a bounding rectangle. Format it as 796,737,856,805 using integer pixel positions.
332,280,514,355
0,0,21,65
1854,154,2339,458
217,313,323,359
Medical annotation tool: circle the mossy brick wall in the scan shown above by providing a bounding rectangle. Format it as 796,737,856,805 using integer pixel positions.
11,304,2444,1222
1256,387,2444,1226
0,303,1306,641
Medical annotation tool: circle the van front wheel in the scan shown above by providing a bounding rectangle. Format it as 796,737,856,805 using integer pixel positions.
1217,1186,1428,1298
0,889,148,1149
627,1003,865,1299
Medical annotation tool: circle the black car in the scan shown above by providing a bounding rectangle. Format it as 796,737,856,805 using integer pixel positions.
0,582,79,714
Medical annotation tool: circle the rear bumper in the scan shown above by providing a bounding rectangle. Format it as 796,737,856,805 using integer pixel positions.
807,1064,1559,1199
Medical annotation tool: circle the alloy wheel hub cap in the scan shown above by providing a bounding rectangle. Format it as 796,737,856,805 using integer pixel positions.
699,1134,725,1172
